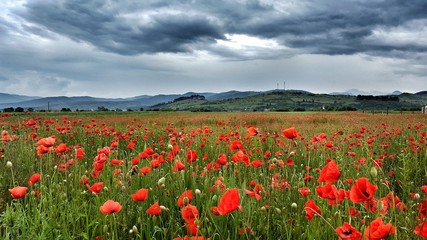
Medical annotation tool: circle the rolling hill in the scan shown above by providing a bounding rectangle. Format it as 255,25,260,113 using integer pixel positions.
0,89,426,112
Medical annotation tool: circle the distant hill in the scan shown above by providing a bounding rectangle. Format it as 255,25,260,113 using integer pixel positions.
0,91,258,111
0,93,40,103
329,89,400,96
0,89,425,112
206,91,260,101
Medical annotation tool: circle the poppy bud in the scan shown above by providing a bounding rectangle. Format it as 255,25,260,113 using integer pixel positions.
260,206,267,212
195,189,201,196
160,205,169,211
6,161,12,168
291,203,298,209
377,201,384,211
275,208,282,214
370,167,378,177
334,211,341,218
414,193,421,200
212,195,217,201
182,197,189,205
132,225,138,234
157,177,166,186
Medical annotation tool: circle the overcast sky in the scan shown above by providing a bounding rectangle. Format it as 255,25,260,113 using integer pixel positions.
1,0,427,98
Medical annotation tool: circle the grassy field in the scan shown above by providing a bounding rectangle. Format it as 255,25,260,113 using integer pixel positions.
0,111,426,239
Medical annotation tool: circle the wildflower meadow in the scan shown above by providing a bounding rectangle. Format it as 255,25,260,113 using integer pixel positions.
0,111,426,239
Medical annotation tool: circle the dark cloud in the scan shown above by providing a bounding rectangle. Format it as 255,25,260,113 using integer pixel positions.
21,0,225,55
1,0,426,97
17,0,427,59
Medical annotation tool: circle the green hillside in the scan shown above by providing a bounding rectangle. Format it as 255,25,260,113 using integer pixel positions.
149,91,427,112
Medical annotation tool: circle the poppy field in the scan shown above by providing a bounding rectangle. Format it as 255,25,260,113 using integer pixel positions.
0,111,426,239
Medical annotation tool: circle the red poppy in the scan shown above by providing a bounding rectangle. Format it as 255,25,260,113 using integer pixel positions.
349,177,377,203
217,154,228,166
231,150,250,166
348,206,361,217
131,188,149,202
186,150,198,163
80,177,89,185
140,167,151,175
99,200,122,214
140,147,154,158
146,202,162,216
181,204,199,223
110,159,125,166
185,222,199,236
86,182,103,195
298,187,311,197
75,148,85,159
127,140,136,150
247,127,259,136
282,127,298,140
36,136,56,147
336,222,362,240
305,199,322,220
251,160,263,168
244,188,261,201
28,173,41,186
316,184,345,205
178,190,193,207
364,198,389,215
414,220,427,238
230,141,245,151
54,143,67,154
217,188,240,215
325,141,334,148
9,186,28,198
173,236,209,240
317,160,340,183
173,161,186,172
364,217,396,240
36,145,52,156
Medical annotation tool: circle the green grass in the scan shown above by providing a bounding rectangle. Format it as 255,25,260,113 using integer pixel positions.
0,111,426,239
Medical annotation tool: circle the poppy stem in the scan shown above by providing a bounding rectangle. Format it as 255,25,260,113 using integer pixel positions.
10,167,15,186
305,207,336,232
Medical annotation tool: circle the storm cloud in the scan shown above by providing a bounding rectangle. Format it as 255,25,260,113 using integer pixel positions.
0,0,426,97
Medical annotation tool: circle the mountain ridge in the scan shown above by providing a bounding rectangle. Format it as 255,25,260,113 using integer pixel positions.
0,89,425,111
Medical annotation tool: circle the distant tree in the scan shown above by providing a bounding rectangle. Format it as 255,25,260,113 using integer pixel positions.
27,108,34,112
97,106,109,111
61,108,71,112
3,107,14,112
15,107,24,112
140,107,144,111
